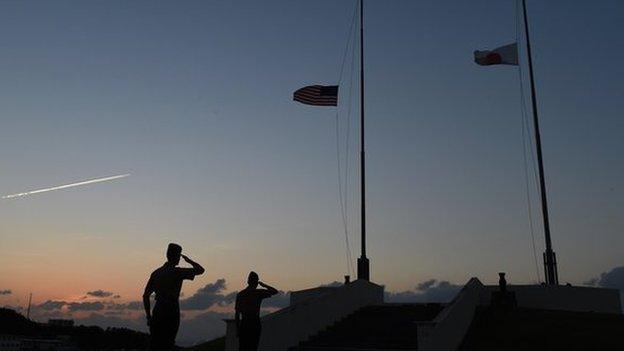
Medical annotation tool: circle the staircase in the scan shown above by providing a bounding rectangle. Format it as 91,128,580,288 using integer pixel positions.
290,303,444,351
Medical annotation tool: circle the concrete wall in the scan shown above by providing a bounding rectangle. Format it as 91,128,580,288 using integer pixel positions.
224,279,384,351
224,319,237,351
289,287,338,306
419,278,484,351
417,281,622,351
480,285,622,314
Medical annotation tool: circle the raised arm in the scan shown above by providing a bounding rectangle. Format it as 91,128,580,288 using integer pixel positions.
181,254,205,275
258,281,278,296
142,276,155,326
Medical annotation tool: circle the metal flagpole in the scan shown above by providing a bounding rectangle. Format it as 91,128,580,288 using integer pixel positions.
357,0,370,281
26,293,32,320
522,0,558,285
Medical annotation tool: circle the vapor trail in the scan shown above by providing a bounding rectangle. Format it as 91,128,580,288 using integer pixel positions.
2,174,131,199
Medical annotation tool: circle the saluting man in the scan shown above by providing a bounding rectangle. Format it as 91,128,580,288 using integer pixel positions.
235,271,278,351
143,243,205,350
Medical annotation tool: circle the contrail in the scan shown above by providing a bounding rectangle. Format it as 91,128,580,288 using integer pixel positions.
2,174,131,199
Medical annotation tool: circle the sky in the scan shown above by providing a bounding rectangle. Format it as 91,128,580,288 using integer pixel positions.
0,0,623,345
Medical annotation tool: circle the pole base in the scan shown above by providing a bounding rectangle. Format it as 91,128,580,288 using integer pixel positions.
543,250,559,285
357,257,370,281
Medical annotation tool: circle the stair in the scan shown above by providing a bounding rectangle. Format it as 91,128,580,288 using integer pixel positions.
290,303,444,351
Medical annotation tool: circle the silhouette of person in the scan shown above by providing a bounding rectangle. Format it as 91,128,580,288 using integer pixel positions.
235,272,278,351
143,243,205,351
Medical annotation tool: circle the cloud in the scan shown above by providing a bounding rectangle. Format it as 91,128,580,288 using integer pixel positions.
104,310,131,316
417,279,437,290
597,266,624,291
262,292,290,309
108,301,143,311
180,279,234,310
386,279,462,303
177,279,331,312
35,300,107,312
37,300,67,311
124,301,144,310
86,290,115,298
68,301,106,312
585,265,624,291
176,279,349,312
38,310,68,319
177,311,230,346
33,299,142,314
586,265,624,312
19,283,223,347
0,289,11,295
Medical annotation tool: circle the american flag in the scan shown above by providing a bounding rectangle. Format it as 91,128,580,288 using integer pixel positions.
293,85,339,106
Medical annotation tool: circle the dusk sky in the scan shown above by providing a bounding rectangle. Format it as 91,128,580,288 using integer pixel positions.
1,0,623,345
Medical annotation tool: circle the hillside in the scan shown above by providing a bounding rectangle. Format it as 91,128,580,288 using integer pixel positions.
183,336,225,351
0,307,149,350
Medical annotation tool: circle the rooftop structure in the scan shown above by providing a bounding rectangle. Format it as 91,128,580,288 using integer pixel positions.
223,276,622,351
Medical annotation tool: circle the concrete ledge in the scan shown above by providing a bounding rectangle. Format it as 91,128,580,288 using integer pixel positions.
481,284,622,314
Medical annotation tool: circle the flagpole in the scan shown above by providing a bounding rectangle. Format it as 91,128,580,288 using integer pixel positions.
522,0,558,285
26,292,32,320
357,0,370,281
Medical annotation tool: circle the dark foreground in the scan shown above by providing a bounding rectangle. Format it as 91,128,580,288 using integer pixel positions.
0,307,149,350
0,307,227,350
459,306,624,350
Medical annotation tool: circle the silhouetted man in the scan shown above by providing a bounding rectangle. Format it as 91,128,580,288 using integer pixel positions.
143,243,205,351
235,272,278,351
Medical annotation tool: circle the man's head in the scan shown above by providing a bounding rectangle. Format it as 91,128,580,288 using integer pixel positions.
166,243,182,265
247,271,259,288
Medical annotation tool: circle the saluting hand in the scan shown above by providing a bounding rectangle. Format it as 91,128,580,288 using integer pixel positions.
258,281,278,295
181,254,206,275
